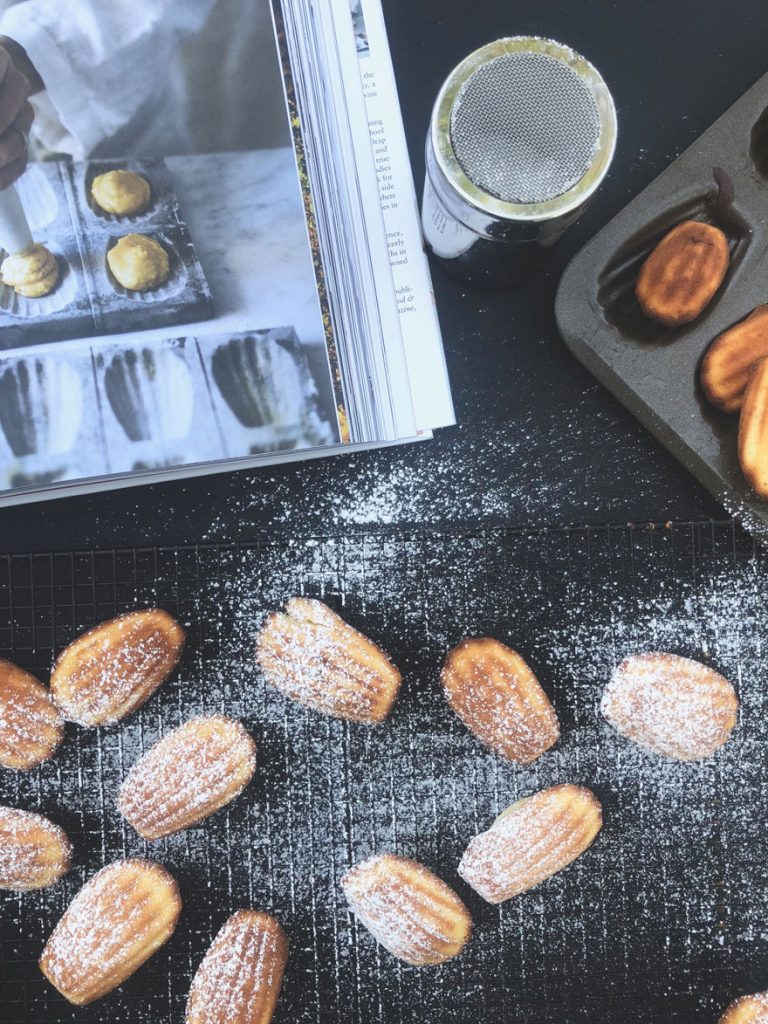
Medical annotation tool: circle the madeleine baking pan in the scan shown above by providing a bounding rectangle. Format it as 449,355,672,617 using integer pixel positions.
556,71,768,536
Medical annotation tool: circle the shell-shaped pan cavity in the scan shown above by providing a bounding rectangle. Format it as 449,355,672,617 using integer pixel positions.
596,171,751,344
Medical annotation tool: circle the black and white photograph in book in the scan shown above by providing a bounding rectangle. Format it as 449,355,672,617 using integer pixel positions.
0,0,339,498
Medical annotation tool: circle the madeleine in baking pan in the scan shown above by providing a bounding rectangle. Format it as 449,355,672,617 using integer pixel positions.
739,356,768,499
701,304,768,413
256,598,401,723
635,219,729,325
91,169,151,216
342,853,472,966
459,784,602,904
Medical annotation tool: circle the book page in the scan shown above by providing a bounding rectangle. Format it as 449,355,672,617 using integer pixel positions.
353,0,455,431
0,0,347,502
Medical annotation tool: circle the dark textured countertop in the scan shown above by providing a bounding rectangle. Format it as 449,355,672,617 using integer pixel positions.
3,0,768,552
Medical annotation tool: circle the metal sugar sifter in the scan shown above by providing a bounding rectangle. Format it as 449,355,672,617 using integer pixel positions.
422,37,617,287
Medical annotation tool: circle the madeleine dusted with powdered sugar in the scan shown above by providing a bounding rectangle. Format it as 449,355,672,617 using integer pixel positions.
118,715,256,840
186,910,288,1024
442,637,559,763
0,806,72,891
0,659,64,769
342,853,472,966
459,784,602,903
256,598,402,723
601,652,738,761
719,992,768,1024
51,609,185,726
40,859,181,1005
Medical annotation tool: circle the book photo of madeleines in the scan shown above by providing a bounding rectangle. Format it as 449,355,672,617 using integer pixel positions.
0,0,347,500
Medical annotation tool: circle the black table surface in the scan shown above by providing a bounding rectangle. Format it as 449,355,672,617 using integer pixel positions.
3,0,768,553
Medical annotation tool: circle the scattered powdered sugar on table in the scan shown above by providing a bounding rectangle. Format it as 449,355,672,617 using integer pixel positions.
200,396,656,538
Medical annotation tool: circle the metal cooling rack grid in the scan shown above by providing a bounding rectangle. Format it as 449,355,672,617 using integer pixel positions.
0,519,766,1023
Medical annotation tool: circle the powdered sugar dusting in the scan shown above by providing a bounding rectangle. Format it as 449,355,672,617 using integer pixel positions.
0,807,71,891
118,716,256,839
601,652,738,760
342,854,470,965
2,523,767,1021
458,785,601,902
187,911,287,1022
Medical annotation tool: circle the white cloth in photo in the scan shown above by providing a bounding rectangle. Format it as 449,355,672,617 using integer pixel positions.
0,0,290,158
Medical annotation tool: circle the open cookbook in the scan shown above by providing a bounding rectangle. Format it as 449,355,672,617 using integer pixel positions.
0,0,453,505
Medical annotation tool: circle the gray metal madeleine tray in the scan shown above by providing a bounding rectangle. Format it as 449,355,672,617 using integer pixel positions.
556,71,768,535
0,158,213,348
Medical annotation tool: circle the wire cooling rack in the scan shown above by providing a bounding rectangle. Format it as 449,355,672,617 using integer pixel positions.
1,519,767,1023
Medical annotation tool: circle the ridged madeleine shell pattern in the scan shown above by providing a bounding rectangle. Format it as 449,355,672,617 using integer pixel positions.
701,304,768,413
601,652,738,761
39,858,181,1005
0,806,72,891
739,356,768,499
342,853,472,966
442,638,559,763
256,598,402,724
635,219,729,325
720,992,768,1024
459,784,603,903
0,659,64,769
118,716,257,840
186,910,288,1024
50,609,185,726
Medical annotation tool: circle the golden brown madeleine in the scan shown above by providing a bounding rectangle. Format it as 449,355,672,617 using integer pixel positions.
0,806,72,890
40,858,181,1005
702,305,768,413
442,638,559,763
601,651,738,760
186,910,288,1024
118,715,257,840
50,609,185,726
0,659,64,769
342,853,472,966
635,219,729,325
739,356,768,499
459,784,602,903
256,598,401,723
720,992,768,1023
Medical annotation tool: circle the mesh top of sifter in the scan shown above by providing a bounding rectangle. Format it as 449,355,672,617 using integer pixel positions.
449,50,602,205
